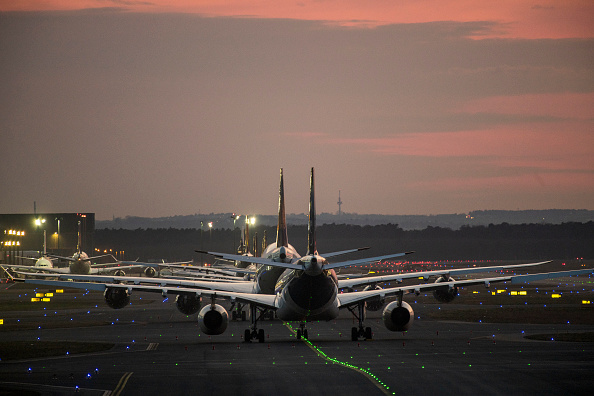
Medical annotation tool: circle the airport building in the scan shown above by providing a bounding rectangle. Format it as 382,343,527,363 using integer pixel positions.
0,213,95,264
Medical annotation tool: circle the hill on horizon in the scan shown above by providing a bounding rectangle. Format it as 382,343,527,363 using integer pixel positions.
96,209,594,231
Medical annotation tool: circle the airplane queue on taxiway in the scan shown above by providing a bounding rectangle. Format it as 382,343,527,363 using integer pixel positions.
17,168,594,342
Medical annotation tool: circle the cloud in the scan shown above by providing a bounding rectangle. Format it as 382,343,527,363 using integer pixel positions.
326,126,594,172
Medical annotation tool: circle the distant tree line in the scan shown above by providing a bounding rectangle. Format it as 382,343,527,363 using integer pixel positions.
95,222,593,263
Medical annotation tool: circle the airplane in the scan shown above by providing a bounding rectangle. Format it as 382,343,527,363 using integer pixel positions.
19,168,593,343
7,222,142,276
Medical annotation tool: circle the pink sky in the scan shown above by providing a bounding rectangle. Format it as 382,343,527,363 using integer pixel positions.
1,2,592,217
2,0,593,38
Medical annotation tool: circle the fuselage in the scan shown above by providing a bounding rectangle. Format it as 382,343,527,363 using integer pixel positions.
274,268,339,321
255,243,301,294
69,252,92,275
34,257,53,269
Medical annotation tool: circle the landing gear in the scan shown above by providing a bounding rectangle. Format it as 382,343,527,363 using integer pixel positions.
231,303,247,321
348,301,373,341
296,322,308,340
243,304,267,343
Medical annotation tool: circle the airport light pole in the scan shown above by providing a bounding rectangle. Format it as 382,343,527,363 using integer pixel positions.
35,218,46,257
55,217,62,253
208,222,213,249
200,221,203,265
232,214,241,253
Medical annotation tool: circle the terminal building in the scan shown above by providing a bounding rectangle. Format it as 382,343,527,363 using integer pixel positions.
0,213,95,264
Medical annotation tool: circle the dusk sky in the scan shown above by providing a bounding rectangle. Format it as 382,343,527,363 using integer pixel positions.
1,1,593,220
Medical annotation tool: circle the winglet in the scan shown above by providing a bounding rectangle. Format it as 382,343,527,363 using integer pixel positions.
307,167,317,256
276,168,289,248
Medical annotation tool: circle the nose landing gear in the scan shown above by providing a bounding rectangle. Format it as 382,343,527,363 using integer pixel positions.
296,322,309,340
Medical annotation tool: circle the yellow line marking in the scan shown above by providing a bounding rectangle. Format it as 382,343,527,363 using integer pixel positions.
112,371,133,396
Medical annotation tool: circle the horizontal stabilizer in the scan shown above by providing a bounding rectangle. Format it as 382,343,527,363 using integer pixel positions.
324,251,414,270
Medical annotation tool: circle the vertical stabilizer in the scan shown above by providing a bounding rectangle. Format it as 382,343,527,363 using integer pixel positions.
307,167,317,255
276,168,289,248
244,216,250,255
77,221,82,254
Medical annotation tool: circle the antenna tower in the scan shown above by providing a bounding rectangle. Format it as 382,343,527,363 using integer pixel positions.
337,190,343,216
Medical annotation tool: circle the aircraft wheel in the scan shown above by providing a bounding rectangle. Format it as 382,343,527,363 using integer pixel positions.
258,329,265,343
351,327,358,341
303,329,308,340
296,329,302,339
364,327,373,340
244,329,251,343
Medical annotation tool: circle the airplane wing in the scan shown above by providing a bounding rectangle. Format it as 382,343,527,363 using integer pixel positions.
118,260,193,267
19,273,257,293
20,278,278,310
47,253,118,263
120,260,255,276
195,250,302,270
338,260,553,289
324,251,415,270
337,268,593,308
88,254,119,261
92,265,147,274
12,266,71,274
321,247,370,258
15,256,58,262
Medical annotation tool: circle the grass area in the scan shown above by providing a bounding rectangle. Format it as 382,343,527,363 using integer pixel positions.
426,306,594,325
0,341,115,361
525,332,594,342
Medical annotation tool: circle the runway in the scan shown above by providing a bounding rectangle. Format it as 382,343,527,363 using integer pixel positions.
1,282,593,395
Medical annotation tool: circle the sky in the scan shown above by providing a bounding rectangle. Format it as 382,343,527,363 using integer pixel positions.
1,1,593,220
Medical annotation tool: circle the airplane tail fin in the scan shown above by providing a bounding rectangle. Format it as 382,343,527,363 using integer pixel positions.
77,220,82,254
244,216,251,255
276,168,289,248
307,167,317,256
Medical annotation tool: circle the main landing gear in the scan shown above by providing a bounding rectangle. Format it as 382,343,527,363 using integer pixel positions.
244,304,267,343
348,302,373,341
230,302,247,321
296,322,309,340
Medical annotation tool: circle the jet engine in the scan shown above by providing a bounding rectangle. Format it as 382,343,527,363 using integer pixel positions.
113,269,126,277
363,285,385,311
197,304,229,335
104,287,130,309
175,293,202,315
432,276,458,303
382,300,414,332
144,267,158,277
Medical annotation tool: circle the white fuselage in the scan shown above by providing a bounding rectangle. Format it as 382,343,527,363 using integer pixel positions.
274,268,339,322
69,252,92,275
255,243,301,294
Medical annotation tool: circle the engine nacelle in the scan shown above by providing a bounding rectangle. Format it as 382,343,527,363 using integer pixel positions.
144,267,158,277
104,287,130,309
382,300,414,332
433,276,458,303
363,285,385,311
197,304,229,335
175,293,202,315
113,269,126,277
